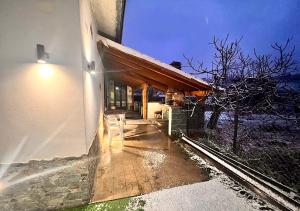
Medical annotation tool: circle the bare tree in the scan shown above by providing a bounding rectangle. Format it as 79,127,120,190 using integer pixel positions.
252,39,299,120
185,36,298,153
185,35,242,129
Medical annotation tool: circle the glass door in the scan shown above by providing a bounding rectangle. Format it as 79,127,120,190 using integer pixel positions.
114,83,127,110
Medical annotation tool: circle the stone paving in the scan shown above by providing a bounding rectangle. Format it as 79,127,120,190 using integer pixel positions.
92,119,210,202
0,156,91,211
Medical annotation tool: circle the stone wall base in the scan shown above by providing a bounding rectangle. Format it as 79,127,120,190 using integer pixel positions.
87,133,100,199
0,134,100,211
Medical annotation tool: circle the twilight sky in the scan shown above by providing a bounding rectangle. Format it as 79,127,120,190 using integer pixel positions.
122,0,300,73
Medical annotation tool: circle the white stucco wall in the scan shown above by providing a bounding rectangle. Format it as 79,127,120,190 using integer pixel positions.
80,0,105,150
0,0,86,163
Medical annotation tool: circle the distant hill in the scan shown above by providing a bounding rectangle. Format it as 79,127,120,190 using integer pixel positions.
275,73,300,81
197,73,300,92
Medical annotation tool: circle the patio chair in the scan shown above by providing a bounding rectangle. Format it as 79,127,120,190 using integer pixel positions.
154,110,162,119
105,114,125,147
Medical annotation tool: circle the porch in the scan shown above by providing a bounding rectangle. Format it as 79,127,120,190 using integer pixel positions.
98,35,211,121
92,117,209,202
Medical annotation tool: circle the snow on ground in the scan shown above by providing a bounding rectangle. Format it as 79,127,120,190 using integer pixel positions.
205,111,230,123
205,111,298,128
180,144,275,210
129,179,256,211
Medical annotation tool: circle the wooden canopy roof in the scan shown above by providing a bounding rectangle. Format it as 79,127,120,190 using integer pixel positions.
97,35,211,93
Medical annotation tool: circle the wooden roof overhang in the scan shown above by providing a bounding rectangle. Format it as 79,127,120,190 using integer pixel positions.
97,36,212,94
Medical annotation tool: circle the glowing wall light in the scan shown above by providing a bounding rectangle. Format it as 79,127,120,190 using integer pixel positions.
38,65,53,79
36,44,49,64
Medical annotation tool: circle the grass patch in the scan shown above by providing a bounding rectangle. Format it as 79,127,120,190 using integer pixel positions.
61,197,146,211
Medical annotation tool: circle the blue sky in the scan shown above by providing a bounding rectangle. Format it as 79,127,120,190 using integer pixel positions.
122,0,300,73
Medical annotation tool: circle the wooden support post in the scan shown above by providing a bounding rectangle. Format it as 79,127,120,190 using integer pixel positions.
142,83,148,119
132,88,135,111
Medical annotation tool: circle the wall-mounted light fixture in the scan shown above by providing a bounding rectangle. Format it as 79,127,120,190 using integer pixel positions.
36,44,49,64
87,61,96,74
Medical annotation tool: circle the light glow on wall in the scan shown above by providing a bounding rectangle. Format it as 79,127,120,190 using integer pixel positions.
38,65,53,79
0,180,5,192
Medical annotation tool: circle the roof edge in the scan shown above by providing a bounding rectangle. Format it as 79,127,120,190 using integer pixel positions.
97,35,211,88
115,0,126,43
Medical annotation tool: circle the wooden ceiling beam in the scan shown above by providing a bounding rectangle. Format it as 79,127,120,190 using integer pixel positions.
105,64,168,92
108,73,142,88
106,50,198,90
127,72,167,92
104,60,168,92
104,65,145,87
104,53,190,91
107,47,210,90
114,75,142,87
